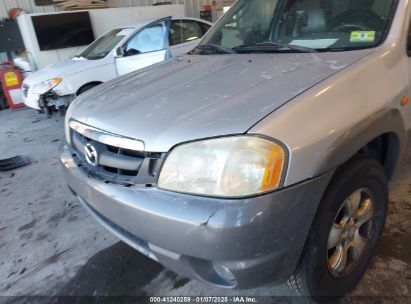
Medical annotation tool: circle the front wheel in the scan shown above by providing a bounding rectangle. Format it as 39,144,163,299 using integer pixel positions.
288,157,388,301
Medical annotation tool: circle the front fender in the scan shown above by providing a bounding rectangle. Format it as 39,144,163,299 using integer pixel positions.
249,41,409,187
314,109,407,179
54,63,116,97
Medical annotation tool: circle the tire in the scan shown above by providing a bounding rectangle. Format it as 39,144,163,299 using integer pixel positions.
45,106,54,117
287,157,388,301
77,83,99,96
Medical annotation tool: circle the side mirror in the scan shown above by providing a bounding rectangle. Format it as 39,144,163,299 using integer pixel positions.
115,47,124,57
125,49,142,56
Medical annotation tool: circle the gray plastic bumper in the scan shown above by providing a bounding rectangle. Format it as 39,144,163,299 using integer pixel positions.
60,145,333,288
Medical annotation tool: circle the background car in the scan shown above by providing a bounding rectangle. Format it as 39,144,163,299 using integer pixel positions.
22,16,212,115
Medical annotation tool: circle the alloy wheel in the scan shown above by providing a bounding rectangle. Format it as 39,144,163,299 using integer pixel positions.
327,188,374,277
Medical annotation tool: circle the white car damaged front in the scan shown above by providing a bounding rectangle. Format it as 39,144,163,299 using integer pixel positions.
22,54,115,115
21,27,127,115
22,16,213,115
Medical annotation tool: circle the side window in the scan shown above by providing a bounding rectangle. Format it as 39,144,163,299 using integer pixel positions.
170,20,183,46
169,20,204,46
124,24,166,56
181,21,203,42
198,21,212,35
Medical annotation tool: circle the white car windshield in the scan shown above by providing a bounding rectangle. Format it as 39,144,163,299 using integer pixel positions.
195,0,397,54
76,28,130,60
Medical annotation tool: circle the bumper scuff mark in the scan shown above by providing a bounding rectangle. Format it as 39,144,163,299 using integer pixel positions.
200,211,216,227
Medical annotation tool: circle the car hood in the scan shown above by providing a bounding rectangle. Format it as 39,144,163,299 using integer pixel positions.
69,50,372,152
23,58,104,86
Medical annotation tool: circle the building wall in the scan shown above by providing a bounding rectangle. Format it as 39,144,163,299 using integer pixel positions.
0,0,213,19
0,53,9,62
108,0,213,19
0,0,56,18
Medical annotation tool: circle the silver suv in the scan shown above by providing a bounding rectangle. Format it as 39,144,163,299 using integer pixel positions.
61,0,407,299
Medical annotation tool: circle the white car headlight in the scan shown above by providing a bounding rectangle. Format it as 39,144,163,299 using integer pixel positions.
31,78,62,94
158,136,287,197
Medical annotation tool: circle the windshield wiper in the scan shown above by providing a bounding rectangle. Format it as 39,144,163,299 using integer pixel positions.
233,41,317,53
193,44,237,55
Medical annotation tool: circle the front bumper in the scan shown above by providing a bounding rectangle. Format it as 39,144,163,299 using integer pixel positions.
22,89,73,110
60,145,333,288
22,89,41,110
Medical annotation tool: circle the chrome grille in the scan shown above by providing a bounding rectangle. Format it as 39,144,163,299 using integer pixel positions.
69,120,163,184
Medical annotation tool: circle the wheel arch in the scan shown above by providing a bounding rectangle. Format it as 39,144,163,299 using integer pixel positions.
76,81,103,96
315,109,407,181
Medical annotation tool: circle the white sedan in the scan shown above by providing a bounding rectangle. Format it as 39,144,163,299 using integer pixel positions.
22,16,212,114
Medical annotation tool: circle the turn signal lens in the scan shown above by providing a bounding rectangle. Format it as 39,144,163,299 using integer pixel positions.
401,96,409,106
261,145,285,191
50,77,63,88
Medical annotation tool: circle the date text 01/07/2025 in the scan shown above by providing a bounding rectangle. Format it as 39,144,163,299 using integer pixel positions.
149,296,258,303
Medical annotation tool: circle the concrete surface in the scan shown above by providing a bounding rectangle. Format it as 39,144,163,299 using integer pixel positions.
0,108,410,300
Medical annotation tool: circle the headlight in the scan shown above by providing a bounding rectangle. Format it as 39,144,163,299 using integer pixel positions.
158,136,287,197
31,77,62,94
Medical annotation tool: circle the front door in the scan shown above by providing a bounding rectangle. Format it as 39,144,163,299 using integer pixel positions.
115,17,171,76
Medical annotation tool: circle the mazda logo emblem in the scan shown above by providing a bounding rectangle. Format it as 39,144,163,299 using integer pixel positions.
85,143,98,167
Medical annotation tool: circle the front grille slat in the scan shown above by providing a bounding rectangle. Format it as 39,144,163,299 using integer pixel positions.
69,121,150,183
72,132,85,156
99,152,143,171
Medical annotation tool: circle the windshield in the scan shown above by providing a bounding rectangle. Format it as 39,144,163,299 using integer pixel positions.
76,28,131,60
196,0,397,54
